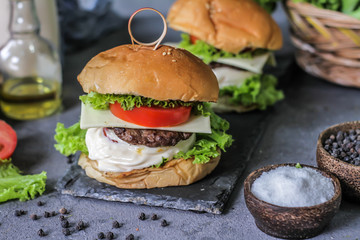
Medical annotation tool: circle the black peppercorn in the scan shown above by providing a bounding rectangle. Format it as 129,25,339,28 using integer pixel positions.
126,234,135,240
151,214,158,220
325,129,360,166
61,220,69,228
44,211,51,218
98,232,105,239
51,211,56,217
67,155,74,164
14,210,21,217
37,201,44,206
106,231,114,239
76,220,86,231
112,220,120,228
37,229,46,237
62,228,71,236
30,214,38,220
138,212,146,220
59,215,65,221
161,219,169,227
59,208,67,214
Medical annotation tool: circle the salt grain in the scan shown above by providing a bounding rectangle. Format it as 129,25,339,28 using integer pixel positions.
251,166,334,207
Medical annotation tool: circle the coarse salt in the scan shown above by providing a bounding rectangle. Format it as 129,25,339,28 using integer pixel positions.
251,166,334,207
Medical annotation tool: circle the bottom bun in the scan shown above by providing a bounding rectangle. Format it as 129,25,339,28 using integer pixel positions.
211,96,257,113
78,151,221,189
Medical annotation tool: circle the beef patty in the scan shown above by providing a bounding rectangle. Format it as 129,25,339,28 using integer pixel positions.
105,128,193,148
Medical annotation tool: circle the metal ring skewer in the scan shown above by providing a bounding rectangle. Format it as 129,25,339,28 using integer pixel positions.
128,8,167,50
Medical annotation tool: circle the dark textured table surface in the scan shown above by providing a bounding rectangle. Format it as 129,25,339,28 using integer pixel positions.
1,7,360,240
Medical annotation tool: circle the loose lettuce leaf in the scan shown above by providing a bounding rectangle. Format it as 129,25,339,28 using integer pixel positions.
54,106,233,165
219,74,284,110
54,122,88,156
178,34,268,64
79,92,210,116
0,159,47,202
174,105,233,164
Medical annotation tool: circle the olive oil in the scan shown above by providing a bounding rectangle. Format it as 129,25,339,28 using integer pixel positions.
0,77,61,120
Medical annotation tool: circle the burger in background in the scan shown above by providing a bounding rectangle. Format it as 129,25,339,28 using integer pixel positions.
167,0,284,113
54,44,233,189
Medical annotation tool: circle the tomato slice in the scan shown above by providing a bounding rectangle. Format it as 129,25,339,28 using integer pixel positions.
0,120,17,159
190,35,199,44
109,103,192,127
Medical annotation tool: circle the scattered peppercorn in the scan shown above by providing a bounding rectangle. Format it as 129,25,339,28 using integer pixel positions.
37,229,46,237
44,211,51,218
138,212,146,220
30,214,38,220
106,231,114,240
76,220,86,231
161,219,169,227
98,232,105,239
20,210,26,215
67,155,74,164
14,210,21,217
151,214,158,220
51,211,57,217
126,234,135,240
62,228,71,236
37,201,44,206
59,215,65,221
59,208,68,214
324,129,360,166
112,220,121,228
61,220,69,228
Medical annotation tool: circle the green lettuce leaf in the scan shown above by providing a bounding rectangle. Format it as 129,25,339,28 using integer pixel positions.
292,0,360,19
54,122,88,156
174,105,233,164
54,106,233,165
253,0,280,13
219,74,284,110
178,34,268,64
79,92,210,116
0,159,47,202
292,0,341,11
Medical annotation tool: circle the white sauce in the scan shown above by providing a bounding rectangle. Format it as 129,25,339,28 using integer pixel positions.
212,67,256,88
251,166,335,207
85,128,196,172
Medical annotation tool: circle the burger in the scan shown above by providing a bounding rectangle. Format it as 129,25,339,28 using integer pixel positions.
54,44,233,189
167,0,284,112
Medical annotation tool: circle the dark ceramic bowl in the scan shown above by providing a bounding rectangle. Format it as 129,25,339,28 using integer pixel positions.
244,163,341,239
317,121,360,202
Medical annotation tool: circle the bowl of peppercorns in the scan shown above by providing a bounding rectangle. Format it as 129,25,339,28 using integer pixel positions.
317,121,360,202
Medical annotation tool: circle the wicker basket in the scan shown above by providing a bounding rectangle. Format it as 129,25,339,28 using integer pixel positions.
283,0,360,88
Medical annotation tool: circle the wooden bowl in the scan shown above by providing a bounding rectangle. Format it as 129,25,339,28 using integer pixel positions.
317,121,360,202
244,163,341,239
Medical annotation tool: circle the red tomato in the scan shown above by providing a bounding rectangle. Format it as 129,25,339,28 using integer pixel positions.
0,120,17,159
190,35,199,44
109,103,192,127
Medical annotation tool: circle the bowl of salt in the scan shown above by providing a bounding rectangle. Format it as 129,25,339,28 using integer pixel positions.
244,163,341,239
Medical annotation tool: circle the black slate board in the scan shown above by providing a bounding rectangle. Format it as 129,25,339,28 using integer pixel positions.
56,111,270,214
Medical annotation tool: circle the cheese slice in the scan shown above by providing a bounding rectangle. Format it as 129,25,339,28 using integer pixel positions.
212,67,257,88
215,53,270,74
80,103,212,133
165,42,270,74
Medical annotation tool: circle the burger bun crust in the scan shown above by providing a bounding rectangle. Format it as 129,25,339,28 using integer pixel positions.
78,152,221,189
77,44,219,102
